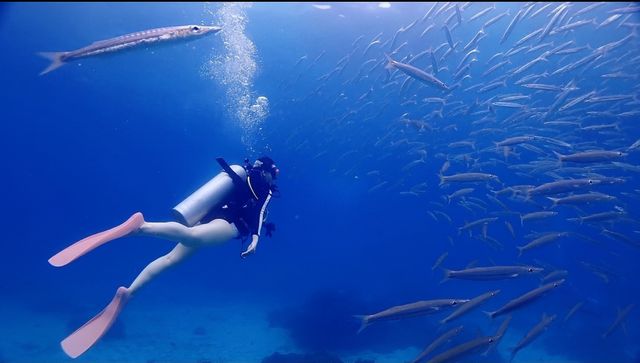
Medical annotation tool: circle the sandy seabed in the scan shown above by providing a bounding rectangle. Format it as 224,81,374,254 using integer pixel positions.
0,296,579,363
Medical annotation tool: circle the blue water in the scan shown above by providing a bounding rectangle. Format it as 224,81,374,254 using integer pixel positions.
1,2,640,363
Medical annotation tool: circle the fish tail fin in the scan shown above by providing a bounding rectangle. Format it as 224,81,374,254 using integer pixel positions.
384,53,395,70
37,52,67,75
439,173,445,186
440,268,452,284
552,150,565,163
547,197,559,208
517,246,524,258
483,310,495,319
354,315,369,334
355,315,369,333
525,186,534,202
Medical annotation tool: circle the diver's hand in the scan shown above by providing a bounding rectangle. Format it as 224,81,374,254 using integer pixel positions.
241,235,259,258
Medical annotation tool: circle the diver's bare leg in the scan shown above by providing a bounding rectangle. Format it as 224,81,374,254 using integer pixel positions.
127,243,197,295
58,244,197,358
138,218,239,247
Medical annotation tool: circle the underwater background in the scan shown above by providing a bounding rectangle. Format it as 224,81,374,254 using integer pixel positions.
1,2,640,362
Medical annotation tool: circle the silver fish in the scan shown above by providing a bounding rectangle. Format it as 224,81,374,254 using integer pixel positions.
538,4,566,43
443,25,455,49
564,301,584,323
520,211,559,225
496,135,537,147
500,8,523,44
432,252,449,271
486,279,565,318
517,232,568,256
443,266,543,281
569,210,625,224
38,24,221,75
440,172,500,185
602,304,635,339
511,313,556,361
441,290,500,324
483,315,512,356
425,335,496,363
528,179,600,196
484,10,511,29
412,325,463,363
356,298,469,333
554,150,627,163
385,54,449,91
547,192,616,207
468,4,495,22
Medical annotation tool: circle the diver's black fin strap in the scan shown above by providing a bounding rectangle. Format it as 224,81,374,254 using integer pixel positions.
216,157,244,187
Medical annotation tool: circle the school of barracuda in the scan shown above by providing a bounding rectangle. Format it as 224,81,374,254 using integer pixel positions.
276,2,639,362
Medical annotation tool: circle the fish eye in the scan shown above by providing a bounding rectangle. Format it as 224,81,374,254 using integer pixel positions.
528,268,534,272
588,180,593,184
451,301,457,305
191,26,200,32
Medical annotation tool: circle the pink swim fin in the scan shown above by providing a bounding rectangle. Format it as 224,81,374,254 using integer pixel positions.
49,212,144,267
61,286,130,358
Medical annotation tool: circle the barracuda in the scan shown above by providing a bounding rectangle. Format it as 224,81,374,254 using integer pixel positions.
38,24,221,75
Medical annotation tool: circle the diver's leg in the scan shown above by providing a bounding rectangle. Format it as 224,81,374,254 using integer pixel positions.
49,212,145,267
138,219,239,247
59,243,199,358
127,243,197,295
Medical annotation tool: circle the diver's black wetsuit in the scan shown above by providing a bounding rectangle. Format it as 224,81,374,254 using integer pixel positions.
200,167,273,238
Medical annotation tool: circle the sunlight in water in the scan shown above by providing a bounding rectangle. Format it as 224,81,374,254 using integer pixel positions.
205,2,269,153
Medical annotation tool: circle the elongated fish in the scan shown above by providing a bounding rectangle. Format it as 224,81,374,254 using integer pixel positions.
520,211,558,225
602,304,635,338
528,179,600,197
439,172,500,185
442,265,543,281
38,25,222,75
441,290,500,323
517,232,568,256
412,326,463,363
554,150,627,163
355,298,468,333
564,301,584,323
385,54,450,91
486,279,565,318
483,315,512,356
425,335,496,363
547,192,616,207
511,313,556,361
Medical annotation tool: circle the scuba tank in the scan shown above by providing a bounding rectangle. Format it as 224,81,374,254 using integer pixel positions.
172,158,248,227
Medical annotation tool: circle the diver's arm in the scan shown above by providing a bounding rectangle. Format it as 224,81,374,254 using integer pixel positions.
241,174,273,258
240,194,270,258
241,234,259,258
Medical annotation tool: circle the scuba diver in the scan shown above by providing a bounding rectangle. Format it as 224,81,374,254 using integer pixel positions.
48,157,279,359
